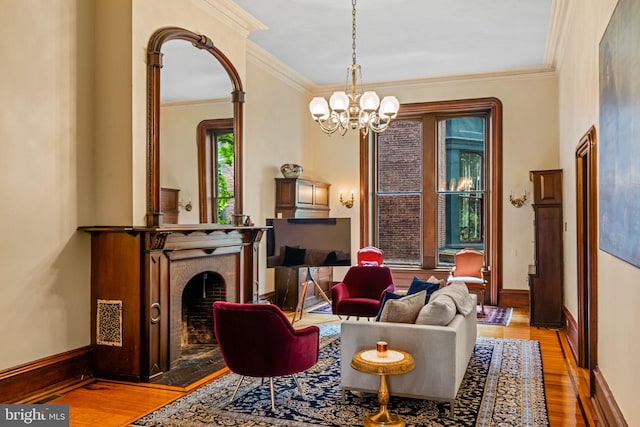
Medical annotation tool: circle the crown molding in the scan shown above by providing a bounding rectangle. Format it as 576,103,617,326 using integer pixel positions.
307,67,558,96
246,41,314,96
161,98,232,110
544,0,572,67
195,0,267,37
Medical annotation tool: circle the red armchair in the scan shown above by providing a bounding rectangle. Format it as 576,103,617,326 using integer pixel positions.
212,302,319,411
357,246,384,266
331,266,395,319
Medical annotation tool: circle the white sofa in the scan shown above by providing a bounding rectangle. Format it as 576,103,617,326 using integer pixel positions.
340,294,477,406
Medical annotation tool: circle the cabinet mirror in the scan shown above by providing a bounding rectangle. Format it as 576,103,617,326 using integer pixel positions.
147,27,244,226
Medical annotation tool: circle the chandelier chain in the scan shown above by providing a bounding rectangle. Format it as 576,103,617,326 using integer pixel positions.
351,0,357,66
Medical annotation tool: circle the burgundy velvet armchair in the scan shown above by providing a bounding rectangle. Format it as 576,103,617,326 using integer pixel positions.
212,301,320,411
331,266,395,320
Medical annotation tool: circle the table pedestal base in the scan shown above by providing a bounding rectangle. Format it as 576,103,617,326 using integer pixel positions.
362,373,405,427
363,412,405,427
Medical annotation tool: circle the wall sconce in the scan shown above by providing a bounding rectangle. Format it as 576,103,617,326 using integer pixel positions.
509,191,528,208
339,190,355,208
179,198,193,212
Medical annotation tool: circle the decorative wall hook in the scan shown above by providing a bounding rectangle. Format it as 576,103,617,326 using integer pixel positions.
339,190,355,208
509,191,528,208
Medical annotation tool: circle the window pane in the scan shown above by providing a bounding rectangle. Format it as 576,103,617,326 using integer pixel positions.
216,132,234,224
437,117,485,265
437,117,485,192
377,120,422,192
377,194,421,264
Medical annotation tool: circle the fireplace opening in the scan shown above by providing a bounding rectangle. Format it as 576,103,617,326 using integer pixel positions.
178,271,225,362
156,270,228,386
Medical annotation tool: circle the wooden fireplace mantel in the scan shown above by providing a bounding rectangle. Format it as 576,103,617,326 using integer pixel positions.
79,224,267,382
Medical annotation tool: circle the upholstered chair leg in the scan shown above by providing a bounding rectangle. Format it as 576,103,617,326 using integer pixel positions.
292,374,304,397
230,375,245,402
269,377,276,411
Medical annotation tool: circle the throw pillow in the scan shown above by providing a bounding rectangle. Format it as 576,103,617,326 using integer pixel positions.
282,245,306,266
426,275,446,289
378,290,426,324
428,282,475,315
375,291,404,321
407,276,441,303
415,294,457,325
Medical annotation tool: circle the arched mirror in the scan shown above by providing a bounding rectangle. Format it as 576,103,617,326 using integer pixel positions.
147,27,244,227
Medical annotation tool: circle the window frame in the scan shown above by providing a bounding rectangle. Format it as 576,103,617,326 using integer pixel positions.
197,118,235,224
360,97,502,304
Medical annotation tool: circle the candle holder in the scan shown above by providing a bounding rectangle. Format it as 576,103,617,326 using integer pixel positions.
376,341,388,358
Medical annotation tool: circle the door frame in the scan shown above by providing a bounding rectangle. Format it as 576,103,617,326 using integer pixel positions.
575,125,598,387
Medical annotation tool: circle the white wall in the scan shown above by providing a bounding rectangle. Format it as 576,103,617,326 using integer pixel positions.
244,53,311,294
0,0,93,370
557,0,639,424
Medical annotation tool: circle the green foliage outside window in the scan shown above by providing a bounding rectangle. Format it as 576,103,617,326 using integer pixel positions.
216,132,234,224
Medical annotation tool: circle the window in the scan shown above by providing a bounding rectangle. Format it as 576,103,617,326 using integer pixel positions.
197,119,235,224
364,98,501,277
436,117,486,264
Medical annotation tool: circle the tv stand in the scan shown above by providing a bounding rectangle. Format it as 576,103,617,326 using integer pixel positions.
274,266,332,313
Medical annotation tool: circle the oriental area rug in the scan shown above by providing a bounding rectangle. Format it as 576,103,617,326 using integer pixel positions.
133,333,549,427
476,306,513,326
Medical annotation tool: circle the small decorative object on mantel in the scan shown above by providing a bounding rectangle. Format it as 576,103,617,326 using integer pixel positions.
280,163,303,178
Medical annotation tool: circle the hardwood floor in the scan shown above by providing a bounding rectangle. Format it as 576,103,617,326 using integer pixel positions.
45,307,590,426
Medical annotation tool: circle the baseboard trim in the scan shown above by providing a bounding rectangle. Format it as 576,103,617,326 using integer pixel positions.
0,346,92,403
498,289,528,307
593,368,628,427
563,306,579,363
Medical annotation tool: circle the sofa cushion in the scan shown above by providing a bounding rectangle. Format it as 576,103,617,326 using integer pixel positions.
378,290,426,324
429,282,475,316
415,294,457,325
407,276,441,303
375,291,403,321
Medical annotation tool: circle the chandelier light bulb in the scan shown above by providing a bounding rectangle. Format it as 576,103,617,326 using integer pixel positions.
360,91,380,112
309,97,330,120
329,91,350,112
379,96,400,119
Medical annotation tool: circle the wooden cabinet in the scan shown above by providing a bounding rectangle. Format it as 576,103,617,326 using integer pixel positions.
528,169,563,328
274,266,332,311
275,178,330,218
160,188,179,224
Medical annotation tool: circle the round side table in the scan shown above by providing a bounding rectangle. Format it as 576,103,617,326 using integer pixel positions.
351,349,415,427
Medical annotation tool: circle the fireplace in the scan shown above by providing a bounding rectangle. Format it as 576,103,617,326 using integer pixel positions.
181,271,224,351
81,225,266,382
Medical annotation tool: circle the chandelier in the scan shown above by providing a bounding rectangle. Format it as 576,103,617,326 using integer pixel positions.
308,0,399,136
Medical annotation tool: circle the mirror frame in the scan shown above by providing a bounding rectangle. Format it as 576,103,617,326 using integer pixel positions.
146,27,245,227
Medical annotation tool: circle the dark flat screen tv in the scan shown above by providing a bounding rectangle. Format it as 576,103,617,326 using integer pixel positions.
266,218,351,268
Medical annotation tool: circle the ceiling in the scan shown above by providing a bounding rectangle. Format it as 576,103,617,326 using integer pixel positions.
233,0,554,87
160,0,556,102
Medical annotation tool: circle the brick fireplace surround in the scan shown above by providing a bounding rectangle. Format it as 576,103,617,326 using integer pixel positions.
80,225,266,382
